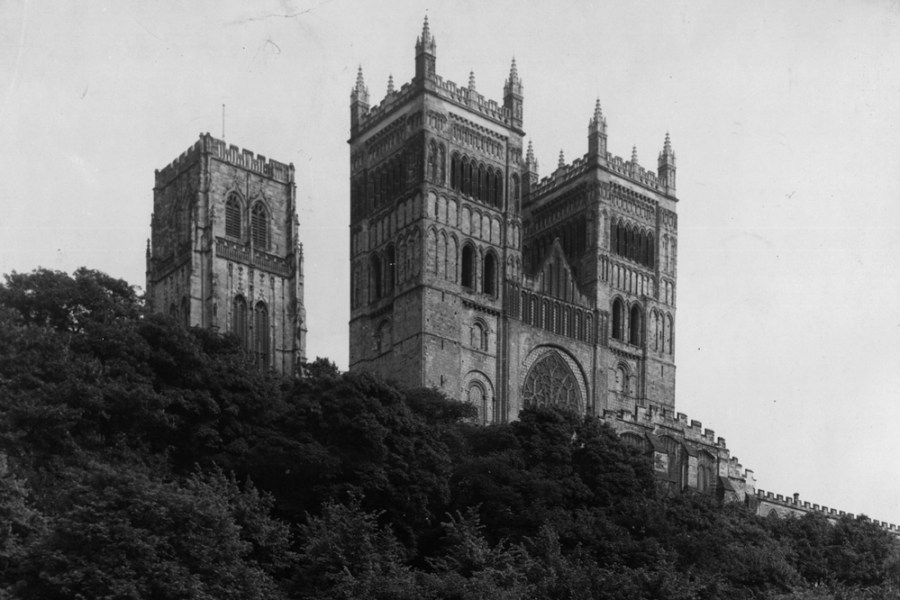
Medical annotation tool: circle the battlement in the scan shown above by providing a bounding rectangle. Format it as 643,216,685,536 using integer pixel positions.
529,150,663,199
155,133,293,186
756,490,900,535
357,74,516,136
603,404,720,447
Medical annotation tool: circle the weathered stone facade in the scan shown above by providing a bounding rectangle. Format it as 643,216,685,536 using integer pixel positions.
348,19,755,499
147,133,306,373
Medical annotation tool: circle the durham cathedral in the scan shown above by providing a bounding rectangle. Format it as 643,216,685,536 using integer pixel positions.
144,19,900,531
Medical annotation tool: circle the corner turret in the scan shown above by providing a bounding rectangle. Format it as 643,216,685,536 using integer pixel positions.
503,57,524,131
587,98,607,164
657,132,676,195
414,16,437,83
350,66,369,137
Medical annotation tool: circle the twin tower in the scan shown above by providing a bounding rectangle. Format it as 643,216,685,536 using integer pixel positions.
349,18,680,424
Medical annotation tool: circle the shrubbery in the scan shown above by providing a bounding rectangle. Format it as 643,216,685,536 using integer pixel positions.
1,268,897,598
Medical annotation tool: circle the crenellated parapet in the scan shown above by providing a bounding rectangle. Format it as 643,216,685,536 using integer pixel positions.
601,403,757,502
756,490,900,536
155,133,293,187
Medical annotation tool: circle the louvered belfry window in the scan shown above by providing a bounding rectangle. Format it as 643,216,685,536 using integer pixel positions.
225,195,241,238
251,203,268,249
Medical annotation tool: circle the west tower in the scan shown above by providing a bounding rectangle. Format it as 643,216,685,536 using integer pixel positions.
348,18,525,422
147,133,306,373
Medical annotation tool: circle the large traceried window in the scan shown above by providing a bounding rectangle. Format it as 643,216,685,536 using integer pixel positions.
254,301,270,368
225,194,242,239
251,202,269,249
522,351,581,412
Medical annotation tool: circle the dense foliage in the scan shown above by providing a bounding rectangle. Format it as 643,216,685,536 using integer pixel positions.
0,268,898,599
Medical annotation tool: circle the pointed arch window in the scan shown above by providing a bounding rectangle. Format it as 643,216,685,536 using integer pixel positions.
233,295,248,347
461,244,475,289
483,252,497,296
522,351,581,412
225,195,242,239
370,254,383,301
254,301,269,368
385,244,396,294
251,203,269,249
611,298,625,340
629,304,643,346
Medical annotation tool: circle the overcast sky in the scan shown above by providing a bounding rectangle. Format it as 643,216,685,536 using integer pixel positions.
2,0,900,524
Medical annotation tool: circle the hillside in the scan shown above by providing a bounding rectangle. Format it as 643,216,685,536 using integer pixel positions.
0,267,897,599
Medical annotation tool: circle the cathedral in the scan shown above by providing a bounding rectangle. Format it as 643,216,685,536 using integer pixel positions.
140,18,900,529
346,18,759,500
145,133,307,373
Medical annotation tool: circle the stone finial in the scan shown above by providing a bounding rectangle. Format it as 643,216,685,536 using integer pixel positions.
664,131,672,154
468,70,476,92
351,65,369,104
509,57,519,83
631,145,639,164
421,14,431,44
526,140,535,164
387,74,394,94
354,65,367,93
558,149,565,169
593,98,603,123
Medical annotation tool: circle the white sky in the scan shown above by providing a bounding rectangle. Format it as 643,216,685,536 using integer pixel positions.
2,0,900,524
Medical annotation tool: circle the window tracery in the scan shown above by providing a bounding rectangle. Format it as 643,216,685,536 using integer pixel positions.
522,351,581,411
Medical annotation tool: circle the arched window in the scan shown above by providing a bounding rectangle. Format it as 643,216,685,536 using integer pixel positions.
232,295,248,347
461,244,475,289
461,157,470,195
254,301,269,368
471,321,488,350
522,351,582,412
629,304,643,346
467,382,490,425
483,252,496,296
611,298,625,340
385,245,395,294
251,203,268,249
370,254,382,301
451,153,460,190
225,194,241,239
512,174,520,203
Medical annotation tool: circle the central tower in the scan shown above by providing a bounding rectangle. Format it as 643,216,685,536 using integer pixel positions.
348,19,525,422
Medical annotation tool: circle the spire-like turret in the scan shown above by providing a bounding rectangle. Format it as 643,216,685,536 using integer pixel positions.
587,98,608,162
558,149,566,170
631,145,639,165
523,139,539,197
387,74,395,94
503,57,524,131
350,65,370,136
415,15,437,82
468,70,476,92
658,132,676,195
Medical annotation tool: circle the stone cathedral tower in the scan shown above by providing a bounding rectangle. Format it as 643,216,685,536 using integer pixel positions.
349,19,679,426
146,133,306,373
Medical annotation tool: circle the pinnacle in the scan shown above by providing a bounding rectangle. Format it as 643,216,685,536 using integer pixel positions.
526,140,535,163
355,65,365,90
509,57,519,81
664,131,672,153
468,70,476,91
387,74,394,94
558,149,565,169
593,98,603,122
631,145,639,164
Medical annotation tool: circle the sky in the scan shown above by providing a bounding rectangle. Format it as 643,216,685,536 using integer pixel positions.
2,0,900,523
